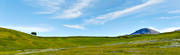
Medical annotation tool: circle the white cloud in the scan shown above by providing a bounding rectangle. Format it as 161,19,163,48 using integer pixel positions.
0,26,53,32
64,24,85,29
160,27,180,32
55,0,92,19
168,10,180,14
27,0,92,19
148,27,180,33
27,0,65,14
160,16,180,19
85,0,163,24
148,27,160,31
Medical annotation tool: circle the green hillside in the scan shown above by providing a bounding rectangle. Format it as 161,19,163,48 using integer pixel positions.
0,27,180,55
0,27,76,51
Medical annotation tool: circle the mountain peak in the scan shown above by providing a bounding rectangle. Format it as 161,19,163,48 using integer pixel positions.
131,28,160,35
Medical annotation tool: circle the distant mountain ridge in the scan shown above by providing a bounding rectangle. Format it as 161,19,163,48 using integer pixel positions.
131,28,160,35
176,29,180,31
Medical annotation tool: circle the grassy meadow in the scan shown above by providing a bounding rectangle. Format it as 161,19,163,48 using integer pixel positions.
0,27,180,55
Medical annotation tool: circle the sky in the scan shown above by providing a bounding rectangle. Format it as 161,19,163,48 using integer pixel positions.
0,0,180,36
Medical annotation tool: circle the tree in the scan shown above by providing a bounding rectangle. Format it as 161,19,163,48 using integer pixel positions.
31,32,37,36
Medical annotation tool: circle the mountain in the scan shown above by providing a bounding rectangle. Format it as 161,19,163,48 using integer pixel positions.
131,28,160,35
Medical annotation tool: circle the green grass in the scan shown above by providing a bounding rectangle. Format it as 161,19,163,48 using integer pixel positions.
0,27,180,55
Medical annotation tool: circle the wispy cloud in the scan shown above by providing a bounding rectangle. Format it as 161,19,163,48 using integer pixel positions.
160,16,180,19
55,0,92,19
27,0,92,19
168,10,180,14
85,0,163,24
0,26,53,32
64,24,85,29
27,0,65,14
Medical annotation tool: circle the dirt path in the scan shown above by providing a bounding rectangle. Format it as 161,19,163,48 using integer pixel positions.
15,48,65,55
15,47,87,55
15,39,180,55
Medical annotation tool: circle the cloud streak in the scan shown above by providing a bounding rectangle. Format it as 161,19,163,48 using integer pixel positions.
27,0,92,19
85,0,163,24
0,26,53,32
160,16,180,19
55,0,92,19
28,0,65,14
168,10,180,14
64,24,85,29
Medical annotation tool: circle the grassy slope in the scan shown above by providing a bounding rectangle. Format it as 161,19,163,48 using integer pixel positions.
0,27,180,55
30,31,180,55
0,27,76,51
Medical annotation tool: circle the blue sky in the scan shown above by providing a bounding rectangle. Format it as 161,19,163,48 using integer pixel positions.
0,0,180,36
